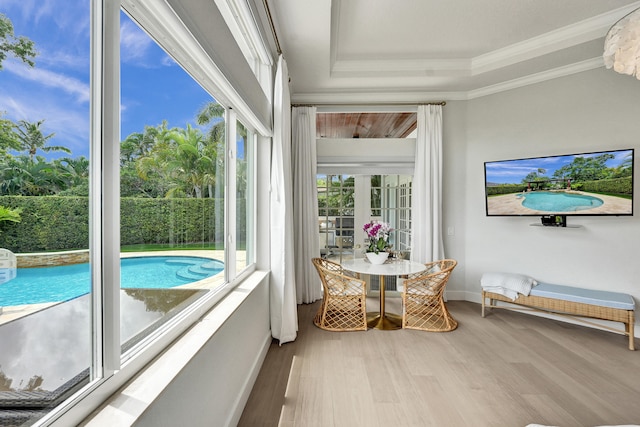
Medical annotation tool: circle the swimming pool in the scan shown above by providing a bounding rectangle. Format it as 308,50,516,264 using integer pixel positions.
522,191,603,212
0,256,223,306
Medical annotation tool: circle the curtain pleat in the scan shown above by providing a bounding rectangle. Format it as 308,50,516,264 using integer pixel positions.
291,106,323,304
270,55,298,345
411,105,445,263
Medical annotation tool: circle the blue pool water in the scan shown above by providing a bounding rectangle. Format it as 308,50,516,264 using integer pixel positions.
0,256,223,306
522,191,603,212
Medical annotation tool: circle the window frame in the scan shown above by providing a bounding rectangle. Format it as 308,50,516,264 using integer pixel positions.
213,0,274,99
36,0,263,424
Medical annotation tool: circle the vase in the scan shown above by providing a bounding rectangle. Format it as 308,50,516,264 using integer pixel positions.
365,251,389,265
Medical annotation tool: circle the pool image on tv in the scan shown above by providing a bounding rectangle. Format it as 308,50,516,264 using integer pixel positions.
484,148,634,216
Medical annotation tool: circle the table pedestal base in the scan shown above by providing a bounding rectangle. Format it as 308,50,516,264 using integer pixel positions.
367,311,403,330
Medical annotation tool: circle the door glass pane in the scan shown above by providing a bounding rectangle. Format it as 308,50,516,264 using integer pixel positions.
372,175,412,255
317,174,355,263
0,1,92,424
119,12,225,358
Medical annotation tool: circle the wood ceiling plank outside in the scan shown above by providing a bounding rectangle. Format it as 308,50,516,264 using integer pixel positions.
316,112,417,139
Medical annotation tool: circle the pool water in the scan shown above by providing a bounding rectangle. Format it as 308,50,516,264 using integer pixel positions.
522,191,603,212
0,256,223,306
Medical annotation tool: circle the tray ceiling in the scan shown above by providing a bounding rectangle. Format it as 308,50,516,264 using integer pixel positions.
267,0,640,103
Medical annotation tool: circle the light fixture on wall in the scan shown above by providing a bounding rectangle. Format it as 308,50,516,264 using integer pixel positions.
603,7,640,79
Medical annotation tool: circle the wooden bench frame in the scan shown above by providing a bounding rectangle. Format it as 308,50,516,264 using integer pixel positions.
481,290,636,350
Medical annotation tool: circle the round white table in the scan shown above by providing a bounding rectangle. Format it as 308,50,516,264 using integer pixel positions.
341,258,426,330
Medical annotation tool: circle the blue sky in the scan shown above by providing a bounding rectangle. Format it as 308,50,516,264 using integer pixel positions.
0,0,214,160
485,149,633,184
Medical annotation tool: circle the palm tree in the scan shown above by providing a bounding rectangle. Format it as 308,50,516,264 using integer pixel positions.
135,121,180,196
195,101,226,144
14,119,70,160
163,125,215,199
55,156,89,189
196,101,250,156
120,132,145,165
0,113,20,156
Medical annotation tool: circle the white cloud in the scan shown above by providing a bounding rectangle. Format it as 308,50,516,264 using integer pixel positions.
120,20,153,63
38,47,88,70
3,0,55,26
4,60,89,104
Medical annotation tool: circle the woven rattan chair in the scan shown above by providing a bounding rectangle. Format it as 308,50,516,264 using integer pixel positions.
312,257,367,331
402,259,458,332
314,257,356,277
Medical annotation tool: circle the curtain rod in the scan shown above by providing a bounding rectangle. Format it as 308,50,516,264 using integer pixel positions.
291,101,446,107
263,0,282,55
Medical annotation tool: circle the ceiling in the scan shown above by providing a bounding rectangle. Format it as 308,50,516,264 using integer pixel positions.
267,0,640,104
316,112,416,138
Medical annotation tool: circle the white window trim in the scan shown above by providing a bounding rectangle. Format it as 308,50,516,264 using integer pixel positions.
121,0,271,136
213,0,273,99
36,0,262,424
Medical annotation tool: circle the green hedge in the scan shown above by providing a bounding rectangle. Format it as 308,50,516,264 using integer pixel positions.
485,184,528,196
486,177,632,197
0,196,242,253
579,176,632,196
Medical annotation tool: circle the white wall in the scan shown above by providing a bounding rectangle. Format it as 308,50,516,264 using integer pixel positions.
442,68,640,320
133,275,271,427
83,273,271,427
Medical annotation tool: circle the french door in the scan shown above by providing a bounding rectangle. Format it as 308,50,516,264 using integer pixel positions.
317,174,412,263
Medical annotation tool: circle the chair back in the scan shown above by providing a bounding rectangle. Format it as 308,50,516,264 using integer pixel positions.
312,258,363,297
405,259,457,297
313,257,343,274
311,257,367,331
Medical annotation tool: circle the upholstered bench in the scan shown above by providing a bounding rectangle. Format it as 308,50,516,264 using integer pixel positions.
482,282,636,350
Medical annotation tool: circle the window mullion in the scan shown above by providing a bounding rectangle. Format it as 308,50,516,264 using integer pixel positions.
91,1,120,377
225,108,237,280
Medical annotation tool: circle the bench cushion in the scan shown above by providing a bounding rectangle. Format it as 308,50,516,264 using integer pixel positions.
530,283,635,311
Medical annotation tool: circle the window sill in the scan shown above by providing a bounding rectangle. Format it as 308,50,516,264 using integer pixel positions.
65,270,270,426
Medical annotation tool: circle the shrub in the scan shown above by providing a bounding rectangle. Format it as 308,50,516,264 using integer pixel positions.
485,184,528,196
0,196,240,253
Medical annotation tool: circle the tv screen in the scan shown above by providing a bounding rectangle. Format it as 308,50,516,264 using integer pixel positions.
484,148,634,217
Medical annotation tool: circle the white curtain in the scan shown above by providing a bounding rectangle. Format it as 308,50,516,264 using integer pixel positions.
411,104,445,263
291,106,323,304
270,55,298,344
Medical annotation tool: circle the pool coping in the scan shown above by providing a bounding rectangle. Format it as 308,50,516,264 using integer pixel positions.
486,190,632,215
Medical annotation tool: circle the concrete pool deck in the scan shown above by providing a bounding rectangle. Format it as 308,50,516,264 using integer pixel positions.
0,249,237,325
487,190,632,215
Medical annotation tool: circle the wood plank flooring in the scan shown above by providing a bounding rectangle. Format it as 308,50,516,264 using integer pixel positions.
238,299,640,427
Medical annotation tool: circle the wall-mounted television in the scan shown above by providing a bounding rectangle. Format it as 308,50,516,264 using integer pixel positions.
484,148,634,218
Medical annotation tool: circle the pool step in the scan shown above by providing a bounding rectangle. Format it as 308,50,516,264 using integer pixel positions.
175,266,207,281
200,260,224,271
166,258,223,282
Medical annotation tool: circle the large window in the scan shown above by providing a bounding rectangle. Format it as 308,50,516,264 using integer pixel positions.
0,2,93,425
0,1,259,425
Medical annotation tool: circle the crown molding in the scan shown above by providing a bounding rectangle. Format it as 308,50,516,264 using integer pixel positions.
472,2,640,75
467,57,604,99
290,90,465,105
291,58,605,104
329,2,640,79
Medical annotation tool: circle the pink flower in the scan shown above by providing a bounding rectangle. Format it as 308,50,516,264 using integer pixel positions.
363,221,392,253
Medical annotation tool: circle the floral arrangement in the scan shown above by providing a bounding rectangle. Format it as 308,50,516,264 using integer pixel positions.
363,221,392,254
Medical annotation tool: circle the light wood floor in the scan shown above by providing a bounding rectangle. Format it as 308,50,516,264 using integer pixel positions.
238,299,640,427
